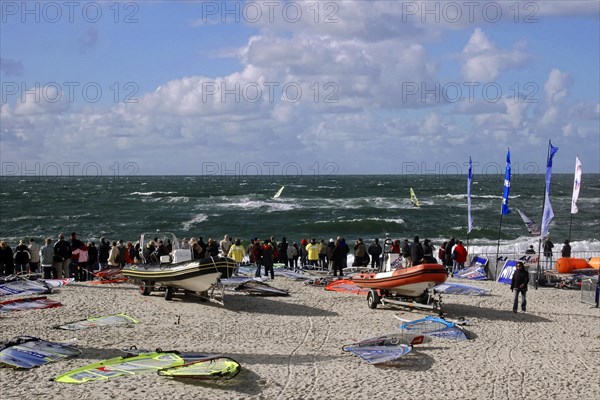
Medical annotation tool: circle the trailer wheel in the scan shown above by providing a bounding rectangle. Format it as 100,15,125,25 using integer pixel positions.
140,281,153,296
367,289,380,309
165,287,174,301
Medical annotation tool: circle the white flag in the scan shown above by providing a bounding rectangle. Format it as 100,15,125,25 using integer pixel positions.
571,156,582,214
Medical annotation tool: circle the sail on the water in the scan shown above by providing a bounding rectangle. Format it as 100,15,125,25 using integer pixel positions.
273,186,285,199
409,188,420,207
516,208,541,235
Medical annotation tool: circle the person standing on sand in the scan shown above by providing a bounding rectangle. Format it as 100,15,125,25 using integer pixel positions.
510,261,529,313
410,236,424,266
40,238,55,279
54,234,71,279
452,241,468,272
368,238,382,270
543,237,554,269
108,241,120,268
401,239,411,267
98,237,109,269
261,239,275,279
14,239,31,274
28,238,41,273
561,240,571,258
228,239,246,264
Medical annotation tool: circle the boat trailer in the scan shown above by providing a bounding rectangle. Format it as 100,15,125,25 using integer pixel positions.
138,279,227,306
366,288,444,316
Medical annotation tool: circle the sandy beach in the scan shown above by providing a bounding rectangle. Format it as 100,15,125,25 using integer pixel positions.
1,276,599,400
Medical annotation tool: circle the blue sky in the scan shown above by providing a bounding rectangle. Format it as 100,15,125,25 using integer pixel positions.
1,1,599,176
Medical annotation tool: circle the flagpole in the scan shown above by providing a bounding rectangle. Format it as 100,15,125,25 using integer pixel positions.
495,214,503,278
496,149,510,279
536,140,551,290
568,213,573,243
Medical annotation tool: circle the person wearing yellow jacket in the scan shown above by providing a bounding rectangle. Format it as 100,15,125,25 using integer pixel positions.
227,239,246,263
306,238,320,269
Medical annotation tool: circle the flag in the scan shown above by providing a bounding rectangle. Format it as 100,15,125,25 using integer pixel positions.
571,156,582,214
501,148,511,215
540,142,559,238
467,157,473,233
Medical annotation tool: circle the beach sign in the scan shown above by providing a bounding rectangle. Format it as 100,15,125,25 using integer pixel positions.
497,260,518,285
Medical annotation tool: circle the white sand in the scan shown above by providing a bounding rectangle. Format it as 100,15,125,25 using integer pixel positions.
1,277,599,400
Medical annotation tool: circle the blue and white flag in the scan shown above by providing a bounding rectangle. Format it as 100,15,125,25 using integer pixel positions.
540,142,559,238
571,156,582,214
501,148,511,215
467,157,473,233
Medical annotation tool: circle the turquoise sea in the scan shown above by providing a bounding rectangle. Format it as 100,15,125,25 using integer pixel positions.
1,174,598,257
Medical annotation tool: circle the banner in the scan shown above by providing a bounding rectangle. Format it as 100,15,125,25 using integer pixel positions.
501,148,511,215
467,157,473,233
571,156,582,214
497,260,518,285
540,142,559,239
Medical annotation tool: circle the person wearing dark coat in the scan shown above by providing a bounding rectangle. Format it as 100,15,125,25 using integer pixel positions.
0,241,15,276
98,238,110,269
510,261,529,313
444,237,456,267
332,238,349,277
561,240,571,258
13,240,31,274
401,239,411,267
368,239,383,270
261,239,275,279
411,236,424,266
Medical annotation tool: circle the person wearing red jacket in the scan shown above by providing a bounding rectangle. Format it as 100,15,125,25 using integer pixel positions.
452,241,468,271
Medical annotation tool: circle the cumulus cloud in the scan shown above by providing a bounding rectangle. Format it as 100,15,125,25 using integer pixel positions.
540,69,572,125
461,28,530,81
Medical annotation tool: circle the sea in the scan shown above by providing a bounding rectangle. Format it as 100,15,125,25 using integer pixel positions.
1,174,598,260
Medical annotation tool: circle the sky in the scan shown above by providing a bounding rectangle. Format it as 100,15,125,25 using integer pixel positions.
1,0,599,176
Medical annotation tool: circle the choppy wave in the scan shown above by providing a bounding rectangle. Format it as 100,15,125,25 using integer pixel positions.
181,214,208,231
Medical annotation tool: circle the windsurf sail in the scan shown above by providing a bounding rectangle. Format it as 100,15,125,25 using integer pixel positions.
453,256,489,280
55,352,185,383
0,296,62,313
432,283,491,296
342,344,412,364
0,336,81,369
234,281,289,296
348,332,431,348
56,314,139,330
158,357,241,380
516,208,541,235
398,316,471,340
324,279,370,295
0,279,51,297
409,188,420,207
273,185,285,199
90,268,127,284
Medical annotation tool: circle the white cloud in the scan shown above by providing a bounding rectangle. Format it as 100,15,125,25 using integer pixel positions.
461,28,530,81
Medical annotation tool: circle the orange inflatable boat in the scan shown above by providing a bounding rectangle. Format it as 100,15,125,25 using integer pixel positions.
554,258,590,273
588,257,600,270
